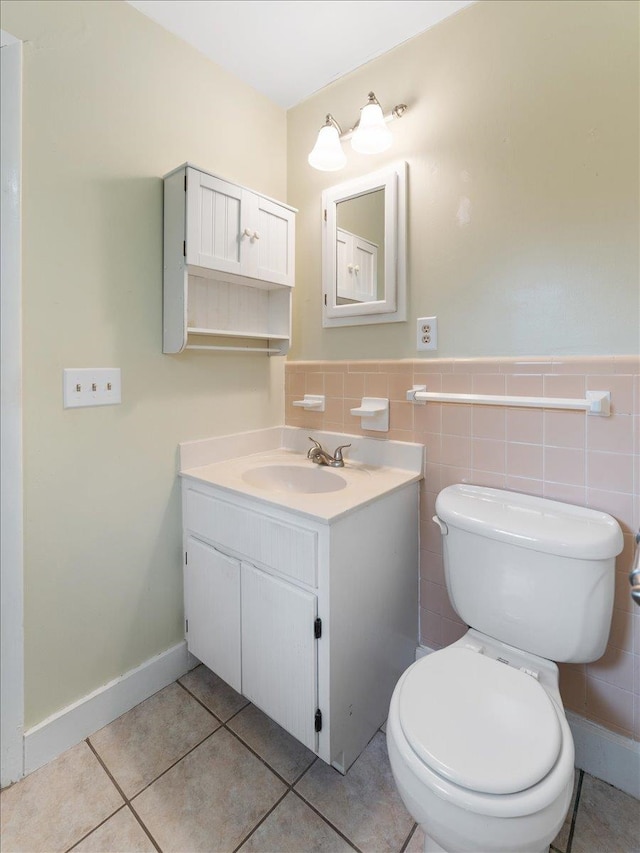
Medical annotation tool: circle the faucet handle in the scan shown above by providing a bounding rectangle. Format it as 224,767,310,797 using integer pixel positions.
332,443,351,462
307,437,323,458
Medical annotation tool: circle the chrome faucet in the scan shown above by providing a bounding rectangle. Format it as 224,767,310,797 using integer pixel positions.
307,437,351,468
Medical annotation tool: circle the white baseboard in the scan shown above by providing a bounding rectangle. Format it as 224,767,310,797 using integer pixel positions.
416,644,639,799
566,711,640,799
24,641,195,776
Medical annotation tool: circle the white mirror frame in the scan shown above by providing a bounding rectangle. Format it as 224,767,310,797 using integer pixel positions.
322,161,407,327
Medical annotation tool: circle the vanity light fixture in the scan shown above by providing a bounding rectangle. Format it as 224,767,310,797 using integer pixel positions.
308,115,347,172
308,92,407,171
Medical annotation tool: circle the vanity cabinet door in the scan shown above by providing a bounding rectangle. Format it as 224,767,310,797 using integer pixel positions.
184,536,241,692
241,562,318,750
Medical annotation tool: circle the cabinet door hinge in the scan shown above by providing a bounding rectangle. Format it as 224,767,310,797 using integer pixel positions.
314,709,322,733
185,618,189,634
323,209,327,222
185,551,188,565
184,173,187,191
314,617,322,639
324,293,327,306
183,240,186,257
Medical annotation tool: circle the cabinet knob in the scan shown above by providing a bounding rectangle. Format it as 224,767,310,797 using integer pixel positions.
253,231,261,240
354,265,360,273
243,228,252,238
347,264,354,273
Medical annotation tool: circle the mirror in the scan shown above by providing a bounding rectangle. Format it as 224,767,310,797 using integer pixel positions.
322,162,406,327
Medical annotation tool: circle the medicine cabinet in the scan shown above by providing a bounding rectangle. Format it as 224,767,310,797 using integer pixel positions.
322,162,407,327
163,164,296,355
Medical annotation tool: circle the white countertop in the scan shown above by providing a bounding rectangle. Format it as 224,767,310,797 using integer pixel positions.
179,428,424,523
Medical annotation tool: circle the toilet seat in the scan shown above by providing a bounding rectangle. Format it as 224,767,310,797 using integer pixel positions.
398,647,563,795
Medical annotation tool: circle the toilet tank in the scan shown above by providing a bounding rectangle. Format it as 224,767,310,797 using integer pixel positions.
434,485,623,663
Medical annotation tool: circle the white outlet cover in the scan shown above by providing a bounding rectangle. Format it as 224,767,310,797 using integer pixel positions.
416,316,438,351
63,368,122,408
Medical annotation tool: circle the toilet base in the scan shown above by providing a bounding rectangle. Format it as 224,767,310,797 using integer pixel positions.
421,829,550,853
423,830,446,853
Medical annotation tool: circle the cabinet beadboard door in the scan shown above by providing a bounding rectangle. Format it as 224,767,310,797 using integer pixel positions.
241,562,317,750
186,169,243,274
244,192,295,287
185,536,241,692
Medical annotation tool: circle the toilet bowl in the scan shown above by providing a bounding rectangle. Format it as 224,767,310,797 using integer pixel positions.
387,631,575,853
387,485,623,853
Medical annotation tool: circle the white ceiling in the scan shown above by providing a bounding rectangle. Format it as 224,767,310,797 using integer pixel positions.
127,0,476,109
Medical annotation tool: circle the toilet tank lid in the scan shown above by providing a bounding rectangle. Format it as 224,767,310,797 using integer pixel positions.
435,485,623,560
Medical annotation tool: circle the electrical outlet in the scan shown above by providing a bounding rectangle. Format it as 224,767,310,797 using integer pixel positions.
416,316,438,351
63,368,122,409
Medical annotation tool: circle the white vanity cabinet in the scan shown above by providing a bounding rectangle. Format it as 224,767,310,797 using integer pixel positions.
163,164,296,355
181,475,419,772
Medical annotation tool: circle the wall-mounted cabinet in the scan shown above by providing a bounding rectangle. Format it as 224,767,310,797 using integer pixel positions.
163,164,296,355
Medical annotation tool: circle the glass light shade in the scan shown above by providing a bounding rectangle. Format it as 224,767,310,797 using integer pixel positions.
308,125,347,171
351,102,392,154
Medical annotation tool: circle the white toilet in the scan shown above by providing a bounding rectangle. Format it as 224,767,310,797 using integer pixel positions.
387,484,623,853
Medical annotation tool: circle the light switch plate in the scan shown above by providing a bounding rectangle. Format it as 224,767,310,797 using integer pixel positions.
63,368,121,408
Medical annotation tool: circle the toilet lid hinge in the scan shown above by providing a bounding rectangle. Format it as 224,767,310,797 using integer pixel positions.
519,666,540,680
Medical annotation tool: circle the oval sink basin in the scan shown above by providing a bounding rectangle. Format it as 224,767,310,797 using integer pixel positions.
241,464,347,494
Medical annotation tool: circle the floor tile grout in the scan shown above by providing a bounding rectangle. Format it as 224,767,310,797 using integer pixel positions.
126,802,164,853
85,737,130,804
399,822,419,853
175,676,365,848
87,679,352,853
223,722,296,788
13,672,635,853
85,738,163,853
565,768,584,853
231,787,290,853
290,788,363,853
170,677,399,853
62,802,128,853
176,675,234,723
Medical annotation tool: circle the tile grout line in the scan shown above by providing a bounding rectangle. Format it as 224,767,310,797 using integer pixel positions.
399,822,419,853
565,768,584,853
290,788,363,853
222,725,363,853
176,676,240,723
223,722,297,789
124,726,220,800
83,678,388,853
62,802,128,853
84,739,162,853
222,731,363,851
174,681,362,852
230,787,291,853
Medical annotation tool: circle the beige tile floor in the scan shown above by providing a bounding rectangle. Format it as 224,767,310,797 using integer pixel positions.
2,664,638,853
